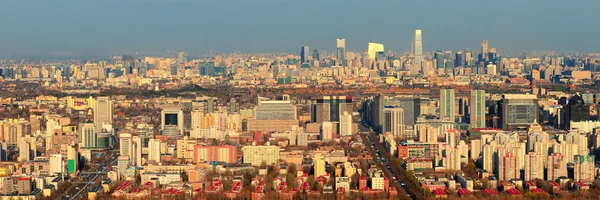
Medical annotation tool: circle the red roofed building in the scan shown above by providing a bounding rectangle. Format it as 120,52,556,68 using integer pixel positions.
161,188,184,199
575,181,589,191
526,181,537,190
458,188,472,197
432,189,448,198
530,188,546,194
505,188,522,196
301,182,309,191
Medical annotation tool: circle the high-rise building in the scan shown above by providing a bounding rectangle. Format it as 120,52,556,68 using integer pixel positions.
81,121,96,148
524,152,544,181
50,154,64,175
383,107,405,137
434,50,445,69
547,153,566,181
499,94,539,130
470,90,486,128
573,155,595,182
311,96,353,123
18,141,31,162
413,30,423,75
94,97,113,131
119,132,132,163
563,94,590,129
67,145,78,174
339,112,353,137
161,105,185,136
148,139,161,163
367,42,384,60
481,40,489,62
498,152,518,181
300,45,309,64
312,49,321,61
440,89,456,122
320,122,333,142
177,52,187,65
336,38,346,66
455,52,465,67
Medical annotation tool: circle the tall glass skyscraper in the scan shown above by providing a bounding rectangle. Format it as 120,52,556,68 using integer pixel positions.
413,30,423,75
336,38,346,66
435,50,445,69
300,45,309,64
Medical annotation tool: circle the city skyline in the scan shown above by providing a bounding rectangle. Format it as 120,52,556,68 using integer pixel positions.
1,0,600,58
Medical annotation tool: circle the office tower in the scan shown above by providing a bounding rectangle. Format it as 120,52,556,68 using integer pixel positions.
434,50,445,69
227,98,240,114
314,153,326,177
547,153,566,181
564,94,590,129
440,89,456,122
488,48,497,62
499,94,539,130
50,154,64,175
161,105,185,136
470,90,486,128
336,38,346,66
367,42,384,60
573,155,595,182
119,132,132,163
199,61,215,76
481,40,489,62
312,49,321,61
300,45,310,64
498,152,518,181
413,30,423,75
94,97,113,131
455,52,465,67
486,64,497,75
320,122,333,142
289,125,300,145
255,98,297,120
311,96,353,123
383,107,405,137
524,152,544,181
339,112,353,137
81,121,97,148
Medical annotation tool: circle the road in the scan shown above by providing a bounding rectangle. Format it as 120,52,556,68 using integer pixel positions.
59,150,118,200
363,132,426,200
359,131,412,200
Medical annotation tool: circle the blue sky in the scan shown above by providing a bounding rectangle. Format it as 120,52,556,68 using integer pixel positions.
0,0,599,57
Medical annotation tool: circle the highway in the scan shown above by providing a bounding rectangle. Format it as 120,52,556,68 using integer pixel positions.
59,150,118,200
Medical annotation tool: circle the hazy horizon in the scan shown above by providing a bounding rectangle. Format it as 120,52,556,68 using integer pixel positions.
1,0,599,58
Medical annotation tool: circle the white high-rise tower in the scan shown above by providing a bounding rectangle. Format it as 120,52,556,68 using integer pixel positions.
413,30,423,75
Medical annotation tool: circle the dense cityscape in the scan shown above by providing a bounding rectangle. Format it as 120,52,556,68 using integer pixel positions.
1,27,600,200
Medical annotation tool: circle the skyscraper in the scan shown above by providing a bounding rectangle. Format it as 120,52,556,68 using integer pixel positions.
300,45,309,64
81,120,96,148
94,97,113,131
440,89,456,122
312,49,321,61
339,111,353,137
413,30,423,75
455,52,465,68
434,50,444,69
547,153,566,181
336,38,346,66
367,42,384,60
499,152,518,181
383,107,405,137
470,90,486,128
311,96,353,123
573,155,595,182
500,94,539,130
481,40,489,62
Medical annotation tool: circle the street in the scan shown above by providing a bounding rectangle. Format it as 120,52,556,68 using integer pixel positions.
59,150,118,200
